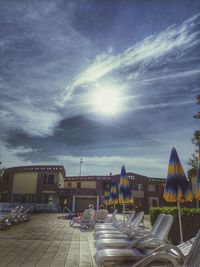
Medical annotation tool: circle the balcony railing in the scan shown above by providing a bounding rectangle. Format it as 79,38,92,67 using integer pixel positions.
59,188,101,196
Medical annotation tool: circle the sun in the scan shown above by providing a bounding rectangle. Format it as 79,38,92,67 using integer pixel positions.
93,88,121,115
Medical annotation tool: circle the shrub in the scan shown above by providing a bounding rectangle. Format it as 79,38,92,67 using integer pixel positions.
149,207,200,245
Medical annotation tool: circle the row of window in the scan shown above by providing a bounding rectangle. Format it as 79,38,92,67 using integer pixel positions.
67,182,158,192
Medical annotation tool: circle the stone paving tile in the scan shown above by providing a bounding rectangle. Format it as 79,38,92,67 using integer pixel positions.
0,213,150,267
0,214,97,267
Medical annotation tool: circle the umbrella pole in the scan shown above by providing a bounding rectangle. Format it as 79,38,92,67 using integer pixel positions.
113,204,115,210
177,201,183,243
123,204,125,222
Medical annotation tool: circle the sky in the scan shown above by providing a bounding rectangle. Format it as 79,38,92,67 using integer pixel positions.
0,0,200,178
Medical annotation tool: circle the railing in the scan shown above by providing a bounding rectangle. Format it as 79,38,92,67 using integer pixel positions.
0,202,58,212
59,188,101,195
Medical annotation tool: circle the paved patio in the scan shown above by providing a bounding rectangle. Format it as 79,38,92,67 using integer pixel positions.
0,214,153,267
0,214,97,267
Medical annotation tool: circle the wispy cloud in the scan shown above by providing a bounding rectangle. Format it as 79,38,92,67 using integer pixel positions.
1,98,61,137
59,14,200,104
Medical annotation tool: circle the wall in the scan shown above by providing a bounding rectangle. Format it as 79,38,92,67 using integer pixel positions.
12,172,38,194
65,181,96,189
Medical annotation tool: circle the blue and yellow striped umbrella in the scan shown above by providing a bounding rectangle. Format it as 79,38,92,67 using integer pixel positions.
119,165,133,204
103,184,110,208
163,147,193,243
195,143,200,200
163,147,193,203
109,179,118,206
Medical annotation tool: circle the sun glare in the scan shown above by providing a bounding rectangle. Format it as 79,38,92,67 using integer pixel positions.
93,88,121,115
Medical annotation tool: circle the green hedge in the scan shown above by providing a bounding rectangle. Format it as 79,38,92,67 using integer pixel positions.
149,207,200,245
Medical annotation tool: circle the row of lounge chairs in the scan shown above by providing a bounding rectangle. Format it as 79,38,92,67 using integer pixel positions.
0,206,31,229
93,211,200,267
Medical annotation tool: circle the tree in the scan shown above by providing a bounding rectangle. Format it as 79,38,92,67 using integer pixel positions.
188,95,200,169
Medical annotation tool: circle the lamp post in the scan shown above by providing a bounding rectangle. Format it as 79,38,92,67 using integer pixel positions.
79,157,84,176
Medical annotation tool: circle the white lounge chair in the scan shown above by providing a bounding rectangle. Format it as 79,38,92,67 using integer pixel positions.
97,213,165,240
95,214,173,250
105,209,118,223
95,224,198,267
94,210,135,231
94,212,144,240
126,230,199,267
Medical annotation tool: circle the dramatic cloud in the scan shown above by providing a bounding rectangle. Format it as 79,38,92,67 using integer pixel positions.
0,0,199,177
59,14,200,104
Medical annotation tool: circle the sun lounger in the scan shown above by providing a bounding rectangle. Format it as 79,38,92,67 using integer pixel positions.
94,212,144,240
95,214,173,250
95,223,198,267
105,209,118,223
94,210,135,231
97,213,165,240
0,206,20,229
126,230,199,267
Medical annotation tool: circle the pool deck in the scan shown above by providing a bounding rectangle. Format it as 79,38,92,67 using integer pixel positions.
0,213,151,267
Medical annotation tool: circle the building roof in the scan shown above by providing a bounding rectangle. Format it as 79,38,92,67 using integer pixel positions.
4,165,66,176
65,172,165,182
65,175,112,181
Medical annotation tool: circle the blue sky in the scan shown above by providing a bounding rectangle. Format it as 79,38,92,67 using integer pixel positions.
0,0,199,177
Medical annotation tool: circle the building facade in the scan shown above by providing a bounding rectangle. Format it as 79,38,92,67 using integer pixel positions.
0,165,167,213
0,165,65,211
59,172,166,213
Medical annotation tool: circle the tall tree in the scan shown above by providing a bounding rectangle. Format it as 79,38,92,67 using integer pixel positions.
188,95,200,169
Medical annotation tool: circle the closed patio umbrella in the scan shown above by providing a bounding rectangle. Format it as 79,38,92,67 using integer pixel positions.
119,165,133,221
109,179,118,210
103,184,110,209
163,147,193,243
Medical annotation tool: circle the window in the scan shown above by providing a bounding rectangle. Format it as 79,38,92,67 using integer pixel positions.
149,197,159,207
44,174,55,185
132,184,144,191
148,184,156,192
138,184,144,191
48,175,54,185
77,182,81,189
27,194,35,203
44,194,55,204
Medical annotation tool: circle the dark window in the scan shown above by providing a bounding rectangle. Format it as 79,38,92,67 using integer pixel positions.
44,174,55,185
44,195,49,203
48,175,54,184
152,199,158,206
22,194,27,203
77,182,81,189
